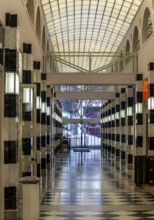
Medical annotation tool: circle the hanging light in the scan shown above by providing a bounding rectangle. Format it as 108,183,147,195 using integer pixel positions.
5,72,19,94
127,107,133,116
135,103,142,113
23,88,33,104
148,97,154,110
36,96,41,109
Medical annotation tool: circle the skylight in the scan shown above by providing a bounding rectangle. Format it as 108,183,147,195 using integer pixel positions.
41,0,143,72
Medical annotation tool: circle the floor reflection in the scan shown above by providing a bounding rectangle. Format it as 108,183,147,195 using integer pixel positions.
40,149,154,220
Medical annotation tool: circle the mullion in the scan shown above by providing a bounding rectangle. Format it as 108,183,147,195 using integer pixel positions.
78,0,83,68
65,0,70,63
88,0,100,52
81,0,92,70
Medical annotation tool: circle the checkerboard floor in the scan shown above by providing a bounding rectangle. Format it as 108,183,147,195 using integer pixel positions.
40,210,154,220
40,149,154,220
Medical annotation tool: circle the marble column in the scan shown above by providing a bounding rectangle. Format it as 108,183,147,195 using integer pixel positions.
147,70,154,185
4,13,19,219
115,93,120,169
126,86,134,177
120,88,126,169
135,73,147,185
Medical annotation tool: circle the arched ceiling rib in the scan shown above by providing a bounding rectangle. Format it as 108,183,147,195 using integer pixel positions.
41,0,143,72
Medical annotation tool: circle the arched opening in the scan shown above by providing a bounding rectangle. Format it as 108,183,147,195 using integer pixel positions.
133,26,140,52
27,0,34,24
36,7,41,41
46,58,50,72
142,7,153,44
46,40,50,71
125,40,130,65
47,40,49,52
119,50,124,71
126,40,130,52
42,26,46,51
152,0,154,12
115,62,118,72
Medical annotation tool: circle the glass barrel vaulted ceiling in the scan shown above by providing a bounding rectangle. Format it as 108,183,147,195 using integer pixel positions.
41,0,143,72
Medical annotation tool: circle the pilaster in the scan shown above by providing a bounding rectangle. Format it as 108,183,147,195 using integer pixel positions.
4,13,20,219
135,73,147,185
120,88,126,168
126,86,134,177
115,93,120,169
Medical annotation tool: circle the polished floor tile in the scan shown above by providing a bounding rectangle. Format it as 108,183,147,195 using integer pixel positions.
40,149,154,220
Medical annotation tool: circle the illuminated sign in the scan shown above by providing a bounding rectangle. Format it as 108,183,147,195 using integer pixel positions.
143,79,148,100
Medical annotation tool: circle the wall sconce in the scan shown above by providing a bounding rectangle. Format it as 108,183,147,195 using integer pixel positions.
148,97,154,110
111,114,114,121
36,96,41,110
103,118,106,123
115,112,119,119
120,110,125,118
127,107,133,116
135,103,142,113
104,117,107,123
23,88,33,104
41,102,46,113
46,106,50,116
5,72,19,94
108,115,111,122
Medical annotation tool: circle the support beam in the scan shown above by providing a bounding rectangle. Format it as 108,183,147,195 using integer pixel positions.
55,92,115,100
46,72,135,85
63,118,100,124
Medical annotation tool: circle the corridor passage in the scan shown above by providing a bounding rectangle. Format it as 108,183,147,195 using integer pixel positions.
39,149,154,220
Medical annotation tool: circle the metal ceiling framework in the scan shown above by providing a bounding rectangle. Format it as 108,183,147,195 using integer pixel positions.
41,0,143,72
41,0,143,116
45,51,137,73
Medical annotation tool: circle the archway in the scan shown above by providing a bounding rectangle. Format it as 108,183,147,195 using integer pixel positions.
42,26,46,51
27,0,34,24
36,7,41,41
125,40,131,65
133,26,140,52
142,7,153,44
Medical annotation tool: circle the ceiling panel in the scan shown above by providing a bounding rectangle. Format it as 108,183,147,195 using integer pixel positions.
41,0,143,72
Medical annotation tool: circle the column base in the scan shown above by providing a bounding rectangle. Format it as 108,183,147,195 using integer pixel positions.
116,156,120,169
127,168,134,179
42,169,46,177
4,210,19,220
121,159,126,166
128,163,133,170
111,153,115,165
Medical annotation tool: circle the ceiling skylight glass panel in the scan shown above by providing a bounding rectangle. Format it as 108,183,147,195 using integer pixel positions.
43,4,49,10
41,0,143,72
42,0,48,4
